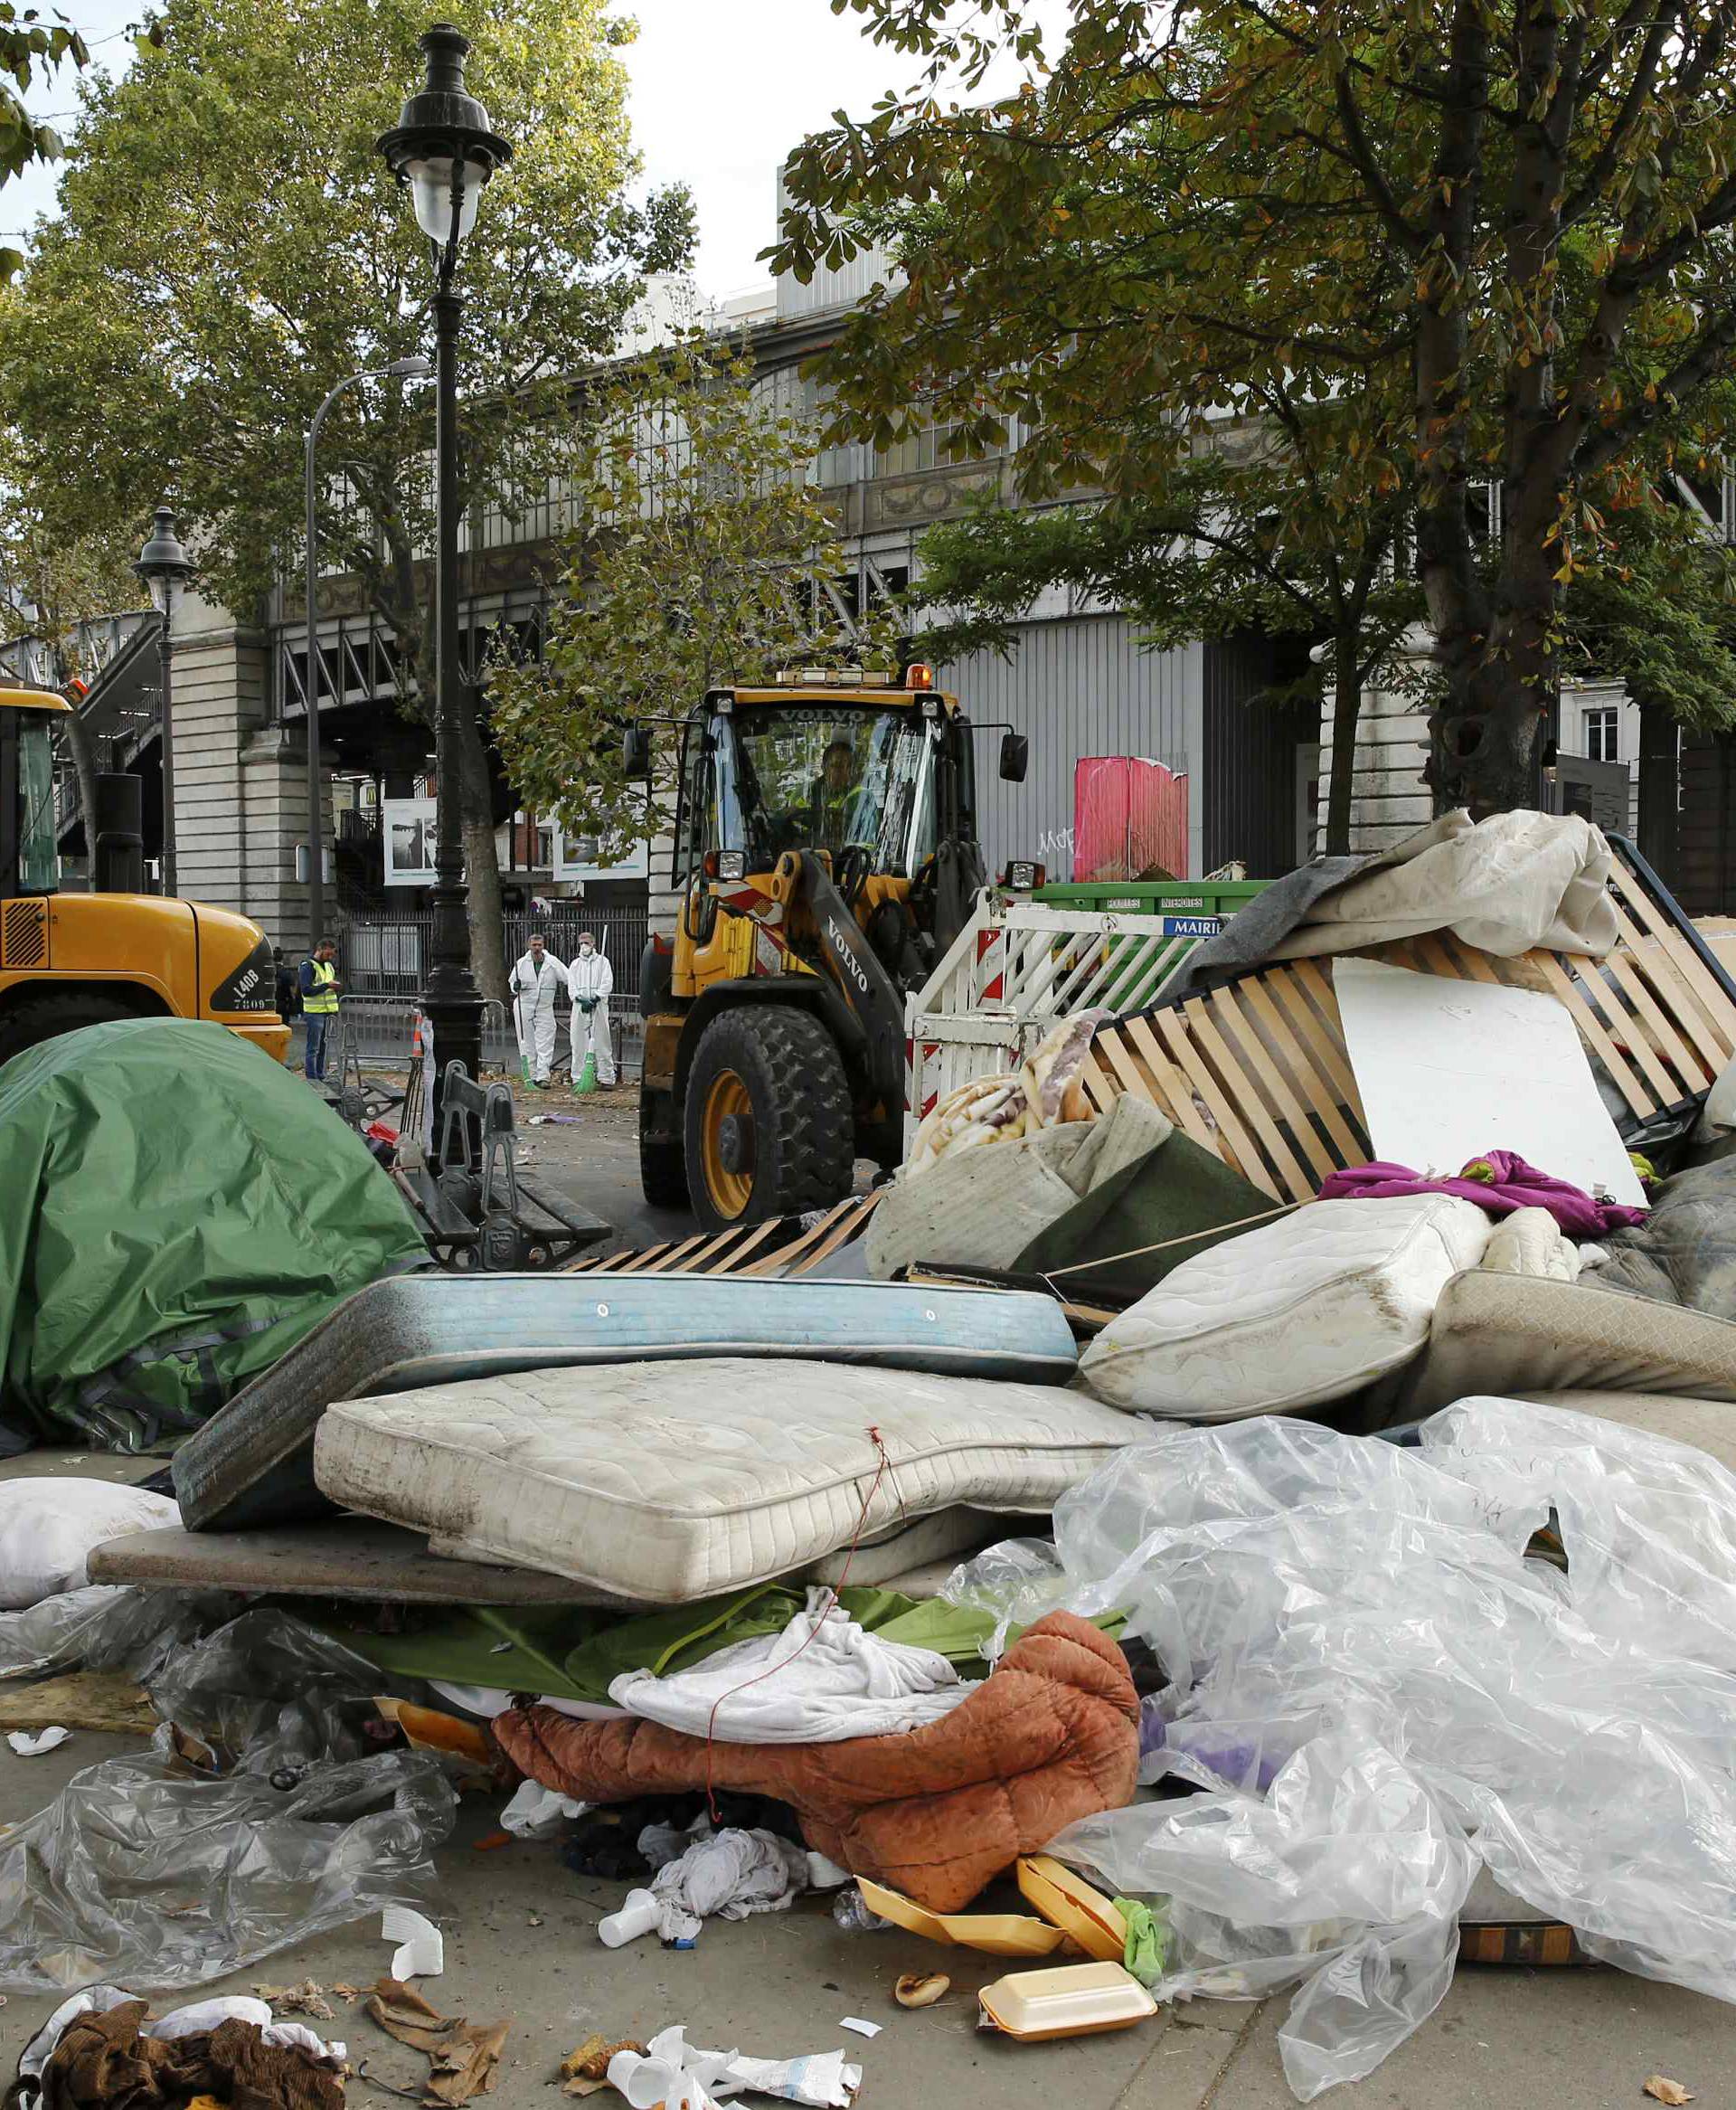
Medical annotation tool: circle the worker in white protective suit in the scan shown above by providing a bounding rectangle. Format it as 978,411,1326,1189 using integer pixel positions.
567,930,616,1086
509,932,567,1087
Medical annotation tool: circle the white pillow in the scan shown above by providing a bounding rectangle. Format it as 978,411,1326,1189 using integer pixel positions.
0,1478,179,1610
1078,1195,1493,1420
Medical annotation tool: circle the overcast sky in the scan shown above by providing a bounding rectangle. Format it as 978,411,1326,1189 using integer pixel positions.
4,0,924,292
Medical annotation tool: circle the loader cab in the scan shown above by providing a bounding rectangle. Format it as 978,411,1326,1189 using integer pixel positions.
0,687,65,901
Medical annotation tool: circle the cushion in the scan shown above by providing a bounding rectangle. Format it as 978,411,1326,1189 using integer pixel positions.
1402,1273,1736,1415
1078,1195,1493,1419
313,1359,1135,1604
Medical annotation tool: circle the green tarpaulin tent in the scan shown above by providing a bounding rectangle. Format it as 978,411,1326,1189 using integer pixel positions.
0,1018,428,1450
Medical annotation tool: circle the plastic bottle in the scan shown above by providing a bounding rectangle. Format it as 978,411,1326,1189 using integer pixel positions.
832,1887,892,1933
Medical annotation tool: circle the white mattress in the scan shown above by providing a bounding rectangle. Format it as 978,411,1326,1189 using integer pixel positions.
1079,1194,1493,1419
314,1358,1135,1604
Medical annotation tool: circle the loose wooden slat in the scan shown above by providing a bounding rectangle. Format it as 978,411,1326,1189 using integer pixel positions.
1210,986,1340,1185
1151,1008,1278,1197
1080,1052,1119,1115
798,1192,882,1272
635,1235,711,1275
1241,976,1365,1164
1288,960,1364,1106
1543,944,1680,1108
1592,934,1707,1094
1612,870,1736,1060
1096,1021,1182,1128
1527,952,1652,1117
1186,995,1311,1198
1609,900,1732,1075
711,1218,785,1274
1118,1014,1220,1153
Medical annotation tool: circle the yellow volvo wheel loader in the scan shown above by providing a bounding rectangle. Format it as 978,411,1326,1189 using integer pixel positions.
0,686,288,1070
632,666,1028,1231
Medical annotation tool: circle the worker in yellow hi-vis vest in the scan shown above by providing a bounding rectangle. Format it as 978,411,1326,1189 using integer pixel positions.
298,936,341,1083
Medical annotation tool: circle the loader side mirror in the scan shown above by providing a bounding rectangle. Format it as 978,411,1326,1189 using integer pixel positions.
622,726,653,779
999,732,1029,783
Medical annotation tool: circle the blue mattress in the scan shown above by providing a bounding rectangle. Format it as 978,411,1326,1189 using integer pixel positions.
173,1272,1078,1532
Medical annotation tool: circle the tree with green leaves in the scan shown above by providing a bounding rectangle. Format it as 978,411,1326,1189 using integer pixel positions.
492,343,892,860
775,0,1736,820
0,2,86,269
0,0,690,989
0,439,140,846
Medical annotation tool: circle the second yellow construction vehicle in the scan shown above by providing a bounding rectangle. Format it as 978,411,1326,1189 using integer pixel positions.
633,664,1027,1230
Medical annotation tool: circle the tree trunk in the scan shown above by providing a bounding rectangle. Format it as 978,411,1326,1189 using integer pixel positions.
1427,659,1543,817
1324,634,1363,856
61,695,103,880
458,686,510,1005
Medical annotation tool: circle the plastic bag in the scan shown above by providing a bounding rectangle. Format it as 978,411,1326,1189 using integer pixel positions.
939,1536,1071,1662
0,1480,180,1609
0,1607,456,1992
1030,1400,1736,2096
0,1584,231,1683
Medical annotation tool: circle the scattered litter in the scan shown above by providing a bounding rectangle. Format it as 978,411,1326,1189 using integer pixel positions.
560,2033,647,2097
854,1876,1063,1957
606,2026,860,2110
332,1984,363,2001
382,1905,445,1982
6,1726,69,1755
499,1779,588,1838
253,1979,336,2021
15,1988,347,2110
976,1962,1156,2042
893,1973,948,2009
472,1830,514,1852
599,1888,660,1950
1645,2083,1694,2106
838,2018,881,2039
643,1827,809,1944
363,1977,510,2107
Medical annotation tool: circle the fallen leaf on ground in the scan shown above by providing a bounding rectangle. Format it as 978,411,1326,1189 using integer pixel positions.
365,1976,512,2105
332,1984,363,2001
1644,2082,1694,2106
559,2034,647,2098
255,1979,337,2020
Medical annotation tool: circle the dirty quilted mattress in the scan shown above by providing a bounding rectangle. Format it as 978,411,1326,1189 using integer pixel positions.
313,1358,1136,1603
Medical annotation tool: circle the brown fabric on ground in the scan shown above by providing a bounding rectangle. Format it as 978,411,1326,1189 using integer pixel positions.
0,1671,156,1736
24,2002,344,2110
363,1980,510,2107
493,1613,1139,1914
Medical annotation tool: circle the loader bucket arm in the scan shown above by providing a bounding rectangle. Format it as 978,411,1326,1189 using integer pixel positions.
778,848,908,1108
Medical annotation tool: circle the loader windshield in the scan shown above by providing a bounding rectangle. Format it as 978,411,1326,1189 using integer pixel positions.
722,704,939,875
15,713,58,894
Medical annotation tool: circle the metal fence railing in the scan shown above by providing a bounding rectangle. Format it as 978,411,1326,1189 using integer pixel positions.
335,908,650,1002
328,992,645,1083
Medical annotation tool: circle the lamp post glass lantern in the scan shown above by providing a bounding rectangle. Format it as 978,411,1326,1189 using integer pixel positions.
378,23,511,1159
134,505,195,897
304,355,431,947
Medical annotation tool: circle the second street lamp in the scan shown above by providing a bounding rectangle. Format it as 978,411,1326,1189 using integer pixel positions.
377,22,511,1157
134,506,195,898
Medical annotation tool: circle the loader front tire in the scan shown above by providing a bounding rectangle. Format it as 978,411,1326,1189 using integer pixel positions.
684,1007,854,1232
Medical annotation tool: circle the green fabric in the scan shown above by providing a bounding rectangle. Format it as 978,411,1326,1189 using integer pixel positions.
1014,1130,1275,1308
320,1585,960,1708
0,1017,428,1450
1118,1898,1169,1986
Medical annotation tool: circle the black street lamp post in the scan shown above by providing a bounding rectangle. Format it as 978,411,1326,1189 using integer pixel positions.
134,506,195,897
378,23,510,1159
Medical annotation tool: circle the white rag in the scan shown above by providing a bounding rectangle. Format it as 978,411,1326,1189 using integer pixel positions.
646,1826,810,1944
609,1587,975,1743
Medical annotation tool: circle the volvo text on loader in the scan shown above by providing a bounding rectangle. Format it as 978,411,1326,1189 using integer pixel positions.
0,686,289,1070
633,665,1028,1230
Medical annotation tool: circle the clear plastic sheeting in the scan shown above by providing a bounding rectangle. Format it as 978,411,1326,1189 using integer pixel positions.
1017,1401,1736,2096
938,1536,1071,1662
0,1608,456,1993
0,1585,231,1684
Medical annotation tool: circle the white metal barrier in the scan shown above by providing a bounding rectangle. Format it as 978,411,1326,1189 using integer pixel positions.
902,893,1212,1149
